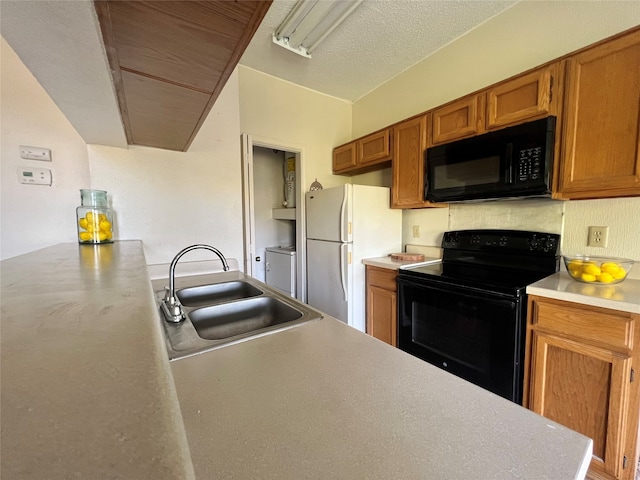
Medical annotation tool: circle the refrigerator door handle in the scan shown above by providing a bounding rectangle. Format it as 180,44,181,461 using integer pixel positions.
340,244,348,301
339,189,347,243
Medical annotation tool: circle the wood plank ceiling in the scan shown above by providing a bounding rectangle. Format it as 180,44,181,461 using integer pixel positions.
95,1,272,152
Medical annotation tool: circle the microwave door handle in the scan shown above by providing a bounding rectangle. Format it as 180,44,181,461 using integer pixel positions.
505,143,514,184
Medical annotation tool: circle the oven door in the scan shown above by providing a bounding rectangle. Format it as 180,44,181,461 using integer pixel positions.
397,276,526,404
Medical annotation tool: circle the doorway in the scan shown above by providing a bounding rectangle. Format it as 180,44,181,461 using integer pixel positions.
241,134,306,302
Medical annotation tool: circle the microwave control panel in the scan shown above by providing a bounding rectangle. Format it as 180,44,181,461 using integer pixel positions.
517,146,542,182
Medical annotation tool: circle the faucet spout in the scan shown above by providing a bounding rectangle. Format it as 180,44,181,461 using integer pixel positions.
162,244,229,323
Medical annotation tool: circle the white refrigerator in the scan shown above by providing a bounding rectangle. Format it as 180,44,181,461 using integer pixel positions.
306,184,402,332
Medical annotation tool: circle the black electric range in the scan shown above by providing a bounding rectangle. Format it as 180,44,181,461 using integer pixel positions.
396,229,560,403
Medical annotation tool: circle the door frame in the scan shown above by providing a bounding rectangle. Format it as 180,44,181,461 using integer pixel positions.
241,133,307,302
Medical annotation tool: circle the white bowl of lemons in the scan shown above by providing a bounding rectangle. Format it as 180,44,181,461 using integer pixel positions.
563,255,634,285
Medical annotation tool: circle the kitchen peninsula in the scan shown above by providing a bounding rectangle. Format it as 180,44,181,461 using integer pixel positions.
1,242,593,479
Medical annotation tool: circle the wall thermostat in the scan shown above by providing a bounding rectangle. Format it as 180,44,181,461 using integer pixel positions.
17,166,52,186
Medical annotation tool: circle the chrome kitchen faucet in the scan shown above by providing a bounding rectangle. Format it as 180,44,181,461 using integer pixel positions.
161,244,229,323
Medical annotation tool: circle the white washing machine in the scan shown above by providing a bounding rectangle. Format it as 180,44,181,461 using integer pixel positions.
265,246,296,297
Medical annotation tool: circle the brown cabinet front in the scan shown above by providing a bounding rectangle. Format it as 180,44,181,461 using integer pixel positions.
487,63,560,129
357,129,391,166
392,115,429,208
431,94,485,145
366,266,397,346
333,142,357,173
557,30,640,199
525,296,640,480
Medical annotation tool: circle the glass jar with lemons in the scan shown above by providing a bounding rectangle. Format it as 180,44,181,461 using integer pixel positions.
76,189,114,244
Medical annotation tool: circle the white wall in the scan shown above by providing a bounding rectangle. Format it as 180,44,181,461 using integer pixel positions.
87,70,244,267
1,37,91,260
1,36,245,267
238,66,352,193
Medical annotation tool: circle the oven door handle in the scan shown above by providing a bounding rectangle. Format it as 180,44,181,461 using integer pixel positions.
397,276,519,304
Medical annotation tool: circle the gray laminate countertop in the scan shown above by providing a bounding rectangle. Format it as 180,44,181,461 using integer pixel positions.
1,242,593,480
0,241,194,479
168,279,593,480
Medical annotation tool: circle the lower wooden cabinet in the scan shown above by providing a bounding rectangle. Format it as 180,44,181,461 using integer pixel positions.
365,266,397,346
525,296,640,480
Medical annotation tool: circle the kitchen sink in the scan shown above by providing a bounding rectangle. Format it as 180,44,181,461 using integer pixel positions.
155,276,322,360
190,296,303,340
177,281,263,307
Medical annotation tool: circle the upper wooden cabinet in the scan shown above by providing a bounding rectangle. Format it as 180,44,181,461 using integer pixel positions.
556,30,640,200
391,115,447,209
431,94,485,144
358,130,391,166
487,64,560,129
431,64,561,145
333,128,392,174
333,143,357,173
391,115,429,208
95,1,272,152
525,296,640,480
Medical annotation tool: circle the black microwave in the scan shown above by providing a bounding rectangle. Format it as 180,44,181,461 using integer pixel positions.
425,116,556,203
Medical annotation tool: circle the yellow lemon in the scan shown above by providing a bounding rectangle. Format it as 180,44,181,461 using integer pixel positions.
78,217,88,229
85,211,95,223
601,261,621,272
98,231,109,241
98,213,107,222
613,268,627,280
580,273,597,282
104,231,113,240
99,220,112,233
79,232,92,242
596,272,614,284
583,264,601,276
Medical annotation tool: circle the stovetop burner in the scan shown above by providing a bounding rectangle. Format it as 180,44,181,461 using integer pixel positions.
399,229,561,297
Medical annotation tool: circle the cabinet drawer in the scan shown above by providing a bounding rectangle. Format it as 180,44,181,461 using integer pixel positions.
367,266,397,291
532,299,634,352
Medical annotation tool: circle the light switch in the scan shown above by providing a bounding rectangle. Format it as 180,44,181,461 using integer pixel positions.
17,166,52,185
19,145,52,161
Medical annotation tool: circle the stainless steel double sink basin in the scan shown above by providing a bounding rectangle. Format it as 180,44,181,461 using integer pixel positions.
155,276,323,360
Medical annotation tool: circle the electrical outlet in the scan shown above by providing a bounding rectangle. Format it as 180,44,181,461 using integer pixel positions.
412,225,420,238
587,226,609,247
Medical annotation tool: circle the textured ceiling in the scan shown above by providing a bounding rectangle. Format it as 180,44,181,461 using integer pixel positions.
1,0,520,150
240,0,520,101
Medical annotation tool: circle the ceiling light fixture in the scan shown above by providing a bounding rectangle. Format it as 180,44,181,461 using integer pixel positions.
273,0,363,58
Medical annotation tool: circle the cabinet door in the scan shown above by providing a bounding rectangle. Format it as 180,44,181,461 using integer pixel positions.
366,266,397,346
558,30,640,199
357,129,391,166
486,64,559,129
333,142,357,173
431,94,485,144
529,331,633,480
391,115,429,208
367,285,397,347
